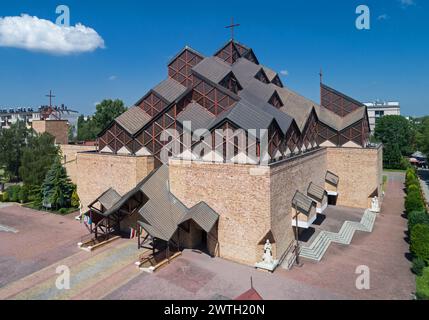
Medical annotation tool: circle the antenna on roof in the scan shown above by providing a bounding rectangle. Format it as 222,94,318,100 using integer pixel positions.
319,68,323,84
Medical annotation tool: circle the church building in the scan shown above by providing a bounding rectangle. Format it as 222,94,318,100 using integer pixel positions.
73,39,382,268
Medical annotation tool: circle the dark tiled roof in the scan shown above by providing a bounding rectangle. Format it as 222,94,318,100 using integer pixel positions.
177,102,216,130
307,182,326,202
277,86,316,131
231,58,261,87
238,90,294,134
262,66,277,82
89,188,122,212
182,202,219,233
192,57,232,84
152,78,188,104
314,104,367,132
208,100,273,137
325,171,339,186
115,107,152,135
135,165,219,242
292,191,315,216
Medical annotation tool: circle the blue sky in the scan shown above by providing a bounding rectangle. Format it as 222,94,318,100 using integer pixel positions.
0,0,428,116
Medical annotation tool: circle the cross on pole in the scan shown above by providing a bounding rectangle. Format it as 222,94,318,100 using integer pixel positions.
225,17,240,41
45,90,56,107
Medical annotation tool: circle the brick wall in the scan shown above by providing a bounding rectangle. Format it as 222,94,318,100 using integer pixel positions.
270,148,327,257
169,159,272,265
60,144,97,184
32,120,69,145
326,146,383,208
76,152,154,209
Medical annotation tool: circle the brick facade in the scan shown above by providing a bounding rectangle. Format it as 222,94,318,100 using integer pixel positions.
169,159,272,265
73,145,382,266
32,120,69,145
60,144,98,184
270,149,327,257
76,152,154,209
326,146,383,208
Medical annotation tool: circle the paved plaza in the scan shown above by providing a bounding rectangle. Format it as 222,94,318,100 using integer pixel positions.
0,171,414,300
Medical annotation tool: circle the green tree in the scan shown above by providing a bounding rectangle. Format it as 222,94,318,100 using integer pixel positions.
374,115,413,156
77,115,98,141
19,133,59,188
0,121,31,181
92,99,127,133
383,143,403,169
41,159,74,210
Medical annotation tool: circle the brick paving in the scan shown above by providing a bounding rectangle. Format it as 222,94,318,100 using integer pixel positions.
281,171,415,299
0,171,415,300
0,205,86,288
106,172,414,300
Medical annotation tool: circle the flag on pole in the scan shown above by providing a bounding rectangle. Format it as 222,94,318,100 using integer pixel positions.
130,227,136,239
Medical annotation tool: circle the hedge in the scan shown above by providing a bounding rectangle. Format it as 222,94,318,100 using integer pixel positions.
412,257,427,276
410,224,429,261
407,184,420,194
1,185,31,203
405,192,425,213
416,266,429,300
408,210,429,231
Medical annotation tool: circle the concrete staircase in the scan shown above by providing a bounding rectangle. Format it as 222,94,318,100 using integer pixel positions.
299,209,377,262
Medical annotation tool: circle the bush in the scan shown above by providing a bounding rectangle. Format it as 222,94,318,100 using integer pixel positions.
408,210,429,230
2,191,9,202
416,267,429,300
410,224,429,261
6,185,21,202
412,257,427,276
71,187,80,208
18,185,30,203
407,184,420,194
58,208,68,215
405,192,425,213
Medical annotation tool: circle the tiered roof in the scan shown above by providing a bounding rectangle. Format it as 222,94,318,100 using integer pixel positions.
99,39,370,161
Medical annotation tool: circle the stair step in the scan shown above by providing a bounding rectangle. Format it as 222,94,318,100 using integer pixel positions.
296,209,377,263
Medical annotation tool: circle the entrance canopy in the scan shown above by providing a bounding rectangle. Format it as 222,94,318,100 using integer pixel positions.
325,171,339,187
87,188,122,216
138,165,219,242
307,182,327,202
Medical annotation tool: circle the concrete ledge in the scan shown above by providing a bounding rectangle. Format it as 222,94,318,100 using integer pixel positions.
77,235,120,252
138,252,182,273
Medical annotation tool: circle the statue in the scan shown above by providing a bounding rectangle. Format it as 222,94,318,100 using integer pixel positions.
262,239,274,264
255,239,279,272
371,196,380,212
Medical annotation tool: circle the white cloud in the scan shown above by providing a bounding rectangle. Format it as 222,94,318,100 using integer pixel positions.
377,14,389,20
0,14,105,55
399,0,415,7
108,75,117,81
280,70,289,76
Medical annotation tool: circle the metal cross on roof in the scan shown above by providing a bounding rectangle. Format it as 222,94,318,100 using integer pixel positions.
45,90,56,107
225,17,240,40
